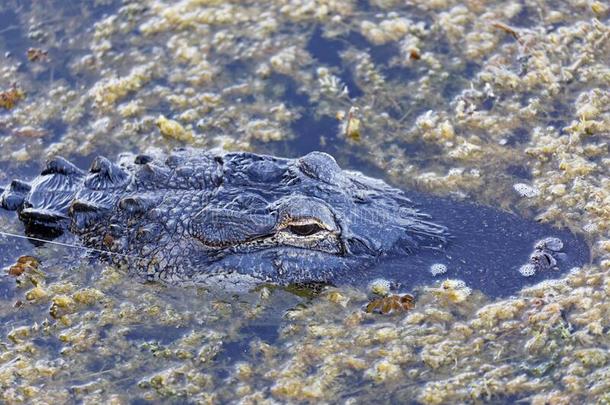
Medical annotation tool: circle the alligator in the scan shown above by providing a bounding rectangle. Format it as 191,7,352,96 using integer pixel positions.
0,148,589,295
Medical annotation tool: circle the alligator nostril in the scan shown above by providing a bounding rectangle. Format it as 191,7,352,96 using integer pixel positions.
134,154,153,165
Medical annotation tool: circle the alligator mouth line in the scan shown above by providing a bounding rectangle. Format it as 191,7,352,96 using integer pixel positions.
197,231,348,260
197,233,277,249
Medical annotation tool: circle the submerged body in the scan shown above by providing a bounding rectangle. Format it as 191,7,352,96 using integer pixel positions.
0,148,589,296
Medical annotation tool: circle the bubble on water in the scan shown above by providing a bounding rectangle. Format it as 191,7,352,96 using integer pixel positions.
569,267,581,275
430,263,447,276
518,263,537,277
368,278,392,296
513,183,540,198
535,237,563,251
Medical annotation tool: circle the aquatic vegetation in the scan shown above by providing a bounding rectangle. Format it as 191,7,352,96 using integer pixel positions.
0,0,608,403
156,115,194,141
430,279,472,304
25,48,48,63
5,255,39,277
0,84,24,110
365,293,415,315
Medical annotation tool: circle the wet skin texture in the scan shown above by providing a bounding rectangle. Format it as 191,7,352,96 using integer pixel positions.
0,148,589,296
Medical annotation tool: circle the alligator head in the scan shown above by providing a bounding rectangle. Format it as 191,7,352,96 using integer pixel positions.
1,148,589,294
0,149,449,288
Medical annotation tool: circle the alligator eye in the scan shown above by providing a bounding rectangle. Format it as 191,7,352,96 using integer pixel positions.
287,223,324,236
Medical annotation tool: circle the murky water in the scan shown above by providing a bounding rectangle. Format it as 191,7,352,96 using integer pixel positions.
0,0,608,403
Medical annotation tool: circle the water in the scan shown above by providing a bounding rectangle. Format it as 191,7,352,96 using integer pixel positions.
0,0,608,403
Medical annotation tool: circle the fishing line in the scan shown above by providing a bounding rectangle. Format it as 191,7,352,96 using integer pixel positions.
0,230,144,260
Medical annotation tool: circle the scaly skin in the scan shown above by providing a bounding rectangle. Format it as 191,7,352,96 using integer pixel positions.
0,148,589,294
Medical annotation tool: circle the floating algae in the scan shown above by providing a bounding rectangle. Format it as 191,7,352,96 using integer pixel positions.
0,0,608,403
